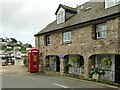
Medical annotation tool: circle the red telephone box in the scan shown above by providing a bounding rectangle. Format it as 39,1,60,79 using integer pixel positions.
28,48,39,73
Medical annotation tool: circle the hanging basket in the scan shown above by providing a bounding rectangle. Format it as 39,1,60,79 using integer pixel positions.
102,57,112,70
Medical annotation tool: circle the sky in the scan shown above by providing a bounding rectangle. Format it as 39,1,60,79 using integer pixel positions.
0,0,90,47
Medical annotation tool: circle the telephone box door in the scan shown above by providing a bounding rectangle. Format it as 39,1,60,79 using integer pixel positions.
28,48,39,73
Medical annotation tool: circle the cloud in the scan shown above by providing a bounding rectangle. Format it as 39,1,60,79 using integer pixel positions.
1,0,56,31
0,0,89,47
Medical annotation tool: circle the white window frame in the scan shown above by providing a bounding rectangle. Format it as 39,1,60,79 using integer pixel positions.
63,32,71,42
57,8,65,24
96,23,107,39
46,35,51,46
105,0,120,9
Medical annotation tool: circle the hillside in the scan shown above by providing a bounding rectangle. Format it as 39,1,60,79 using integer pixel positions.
0,37,32,53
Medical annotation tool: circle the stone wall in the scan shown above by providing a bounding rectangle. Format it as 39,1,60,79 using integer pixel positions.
35,17,119,78
38,18,119,56
35,37,38,49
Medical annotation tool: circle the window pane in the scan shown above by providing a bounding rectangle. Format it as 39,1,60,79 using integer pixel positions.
105,0,115,8
63,32,71,42
57,11,64,24
66,33,68,41
97,32,102,38
46,35,51,45
63,33,66,42
96,23,106,39
102,24,106,30
68,32,71,41
103,31,106,38
97,31,106,38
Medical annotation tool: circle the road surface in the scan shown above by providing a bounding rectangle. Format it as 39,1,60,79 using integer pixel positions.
0,59,119,89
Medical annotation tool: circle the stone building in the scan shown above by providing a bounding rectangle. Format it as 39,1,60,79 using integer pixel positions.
35,0,120,83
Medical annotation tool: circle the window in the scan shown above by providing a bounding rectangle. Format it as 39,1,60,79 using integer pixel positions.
46,35,51,46
57,8,65,24
105,0,120,9
96,23,107,39
63,32,71,42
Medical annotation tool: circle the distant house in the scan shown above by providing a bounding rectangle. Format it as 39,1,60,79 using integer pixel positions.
35,0,120,83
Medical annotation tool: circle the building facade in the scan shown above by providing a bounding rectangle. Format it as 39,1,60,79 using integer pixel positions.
35,0,120,83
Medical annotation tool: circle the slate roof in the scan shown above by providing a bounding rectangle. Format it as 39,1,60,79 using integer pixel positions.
55,4,77,15
35,1,120,36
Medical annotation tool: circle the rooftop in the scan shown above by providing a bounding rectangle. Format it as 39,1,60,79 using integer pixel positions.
35,1,120,36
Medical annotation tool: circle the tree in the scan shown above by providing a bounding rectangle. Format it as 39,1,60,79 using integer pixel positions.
1,38,5,42
21,46,26,52
25,43,32,48
28,44,32,48
5,44,13,51
10,38,17,43
1,44,6,50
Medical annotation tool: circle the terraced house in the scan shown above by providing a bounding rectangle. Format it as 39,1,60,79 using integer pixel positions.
35,0,120,83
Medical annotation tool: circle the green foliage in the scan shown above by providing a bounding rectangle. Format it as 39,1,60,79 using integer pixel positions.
5,44,14,51
0,37,32,52
6,47,12,51
71,57,79,63
7,44,12,47
50,56,57,62
102,57,112,70
70,56,84,67
24,43,32,48
1,45,6,50
64,64,72,68
21,46,26,51
10,38,17,43
63,59,68,64
15,44,21,47
28,44,32,48
90,67,105,75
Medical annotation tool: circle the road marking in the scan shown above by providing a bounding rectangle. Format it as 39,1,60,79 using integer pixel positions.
52,83,68,88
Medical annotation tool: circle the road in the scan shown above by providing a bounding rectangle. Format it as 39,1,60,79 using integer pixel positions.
0,59,119,89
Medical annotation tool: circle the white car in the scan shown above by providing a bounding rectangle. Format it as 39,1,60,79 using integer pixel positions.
15,55,21,59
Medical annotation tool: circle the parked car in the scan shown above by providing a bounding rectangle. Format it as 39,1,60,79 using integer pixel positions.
1,55,15,66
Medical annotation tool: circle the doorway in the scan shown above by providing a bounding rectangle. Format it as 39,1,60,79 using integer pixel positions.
115,55,120,83
56,56,60,72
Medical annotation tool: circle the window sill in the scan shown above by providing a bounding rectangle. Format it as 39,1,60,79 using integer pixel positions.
46,44,51,46
62,41,72,45
96,37,106,40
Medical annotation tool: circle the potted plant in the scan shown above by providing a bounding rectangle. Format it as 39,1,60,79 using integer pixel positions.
63,61,72,73
90,66,105,80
